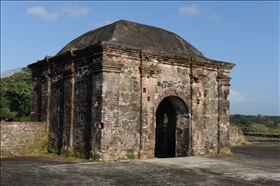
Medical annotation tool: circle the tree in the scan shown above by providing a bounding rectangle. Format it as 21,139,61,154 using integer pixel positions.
0,67,32,121
230,114,280,134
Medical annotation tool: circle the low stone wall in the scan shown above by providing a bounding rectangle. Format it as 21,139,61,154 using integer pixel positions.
0,122,244,157
0,122,48,156
229,125,246,146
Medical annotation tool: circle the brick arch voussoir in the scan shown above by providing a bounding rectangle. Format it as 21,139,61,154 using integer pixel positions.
154,89,189,113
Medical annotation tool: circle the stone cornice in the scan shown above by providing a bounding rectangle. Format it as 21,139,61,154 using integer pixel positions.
28,40,235,75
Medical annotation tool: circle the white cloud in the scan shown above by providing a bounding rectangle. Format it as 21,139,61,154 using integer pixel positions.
27,4,90,21
230,89,247,104
179,5,222,22
178,5,211,17
27,6,58,21
61,4,90,19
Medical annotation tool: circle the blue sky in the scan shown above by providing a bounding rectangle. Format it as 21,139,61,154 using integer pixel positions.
1,1,279,116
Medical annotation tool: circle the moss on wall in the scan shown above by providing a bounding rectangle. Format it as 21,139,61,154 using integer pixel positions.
1,122,49,156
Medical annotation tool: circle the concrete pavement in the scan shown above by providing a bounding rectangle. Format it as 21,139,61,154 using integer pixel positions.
1,137,279,186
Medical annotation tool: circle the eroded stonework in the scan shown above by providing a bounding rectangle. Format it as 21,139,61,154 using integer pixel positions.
28,20,235,160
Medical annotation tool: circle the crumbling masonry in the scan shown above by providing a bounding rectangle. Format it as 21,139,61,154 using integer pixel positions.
28,20,235,160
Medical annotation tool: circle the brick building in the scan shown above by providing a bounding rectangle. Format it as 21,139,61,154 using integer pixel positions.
28,20,235,160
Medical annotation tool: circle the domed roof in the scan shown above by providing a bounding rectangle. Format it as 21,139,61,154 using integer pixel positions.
56,20,204,57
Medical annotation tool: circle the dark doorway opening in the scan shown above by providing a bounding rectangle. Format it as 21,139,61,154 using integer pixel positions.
155,98,176,158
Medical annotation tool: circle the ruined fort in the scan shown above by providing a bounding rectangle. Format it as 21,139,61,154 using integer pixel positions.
28,20,235,160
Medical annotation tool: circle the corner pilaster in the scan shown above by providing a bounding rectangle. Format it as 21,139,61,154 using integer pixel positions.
217,66,232,154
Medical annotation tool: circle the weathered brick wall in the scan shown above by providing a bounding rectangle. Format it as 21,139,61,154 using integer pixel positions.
0,122,48,156
99,47,141,160
228,125,246,146
90,72,103,159
203,69,219,154
144,56,192,158
28,42,234,160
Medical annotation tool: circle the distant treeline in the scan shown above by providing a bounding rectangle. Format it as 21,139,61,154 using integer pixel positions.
230,114,280,135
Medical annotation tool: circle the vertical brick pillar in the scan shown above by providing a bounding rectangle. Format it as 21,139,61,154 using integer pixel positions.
38,69,51,125
139,66,159,159
95,54,123,160
62,65,75,150
29,59,51,129
217,66,231,154
190,69,207,155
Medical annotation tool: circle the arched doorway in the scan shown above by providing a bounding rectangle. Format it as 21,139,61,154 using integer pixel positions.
155,96,189,158
155,98,176,158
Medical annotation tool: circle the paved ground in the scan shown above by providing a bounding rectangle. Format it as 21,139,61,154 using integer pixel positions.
1,137,279,186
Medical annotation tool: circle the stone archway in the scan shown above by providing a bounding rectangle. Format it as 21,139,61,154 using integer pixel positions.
155,96,190,158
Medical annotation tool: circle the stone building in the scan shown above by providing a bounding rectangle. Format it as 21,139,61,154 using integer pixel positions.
28,20,235,160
